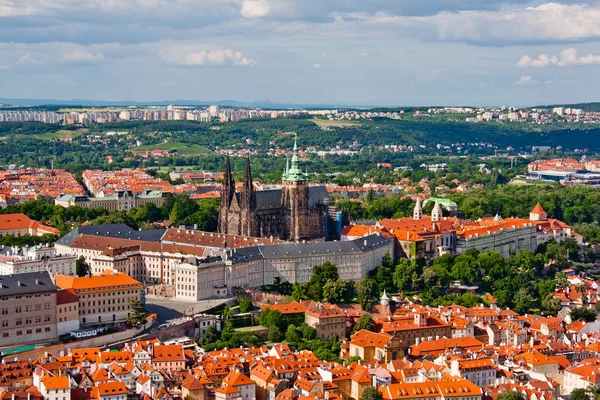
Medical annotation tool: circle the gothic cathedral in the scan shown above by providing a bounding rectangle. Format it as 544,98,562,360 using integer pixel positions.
218,136,335,241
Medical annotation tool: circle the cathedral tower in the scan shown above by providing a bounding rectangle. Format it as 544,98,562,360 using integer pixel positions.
218,155,236,234
240,156,257,236
281,135,311,241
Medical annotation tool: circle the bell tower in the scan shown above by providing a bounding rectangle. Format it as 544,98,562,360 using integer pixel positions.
281,134,310,241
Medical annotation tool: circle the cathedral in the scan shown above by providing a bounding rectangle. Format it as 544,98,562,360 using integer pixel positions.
218,137,340,241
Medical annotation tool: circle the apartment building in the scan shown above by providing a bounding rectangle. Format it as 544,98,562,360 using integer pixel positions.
302,300,347,339
56,288,80,336
54,270,143,327
0,271,58,347
0,214,59,237
55,190,168,211
0,245,76,277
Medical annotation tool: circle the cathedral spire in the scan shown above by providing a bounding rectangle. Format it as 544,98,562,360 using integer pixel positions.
222,155,235,207
283,133,308,182
242,155,256,210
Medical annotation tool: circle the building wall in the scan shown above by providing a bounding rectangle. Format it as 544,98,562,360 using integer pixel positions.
456,225,537,258
0,255,76,277
57,301,80,336
0,291,57,347
75,286,141,327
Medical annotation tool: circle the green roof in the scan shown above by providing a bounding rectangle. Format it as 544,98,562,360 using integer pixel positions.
282,134,308,182
380,290,389,300
422,197,457,209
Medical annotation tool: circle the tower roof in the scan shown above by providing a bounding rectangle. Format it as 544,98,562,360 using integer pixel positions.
381,290,389,301
283,133,308,182
531,202,547,215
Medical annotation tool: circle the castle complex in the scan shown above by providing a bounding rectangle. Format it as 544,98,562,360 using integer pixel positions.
218,136,339,241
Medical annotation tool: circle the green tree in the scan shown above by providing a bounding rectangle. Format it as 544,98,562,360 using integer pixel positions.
496,391,524,400
360,386,383,400
356,278,377,311
202,325,219,344
352,313,374,333
570,307,597,322
322,280,347,304
393,258,417,291
268,326,283,342
125,299,147,327
238,297,253,313
76,256,90,277
513,288,536,314
571,389,589,400
285,324,301,344
258,308,282,329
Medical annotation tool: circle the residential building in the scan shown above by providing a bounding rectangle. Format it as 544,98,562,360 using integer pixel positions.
0,214,59,237
345,329,404,363
56,289,80,336
54,270,142,327
302,301,346,339
0,271,58,347
55,190,169,211
0,245,76,277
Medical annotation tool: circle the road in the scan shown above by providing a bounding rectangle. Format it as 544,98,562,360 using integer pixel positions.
145,296,232,324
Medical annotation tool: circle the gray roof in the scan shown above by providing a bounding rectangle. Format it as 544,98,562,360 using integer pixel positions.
55,224,166,247
0,271,57,296
231,234,390,261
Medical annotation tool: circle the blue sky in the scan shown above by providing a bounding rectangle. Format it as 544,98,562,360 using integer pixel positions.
1,0,600,106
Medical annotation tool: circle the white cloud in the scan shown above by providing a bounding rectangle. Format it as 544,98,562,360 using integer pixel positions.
62,48,106,63
515,75,536,85
312,63,320,68
331,3,600,45
518,47,600,68
158,45,256,67
240,0,270,18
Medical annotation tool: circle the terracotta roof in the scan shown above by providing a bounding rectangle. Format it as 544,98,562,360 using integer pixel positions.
152,345,185,362
95,382,127,397
350,329,394,349
42,375,70,390
55,270,141,291
261,301,305,315
223,369,254,387
302,301,345,319
0,213,59,234
56,288,79,305
531,202,547,215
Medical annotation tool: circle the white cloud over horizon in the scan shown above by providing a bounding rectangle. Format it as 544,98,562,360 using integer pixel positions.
1,1,600,105
518,48,600,68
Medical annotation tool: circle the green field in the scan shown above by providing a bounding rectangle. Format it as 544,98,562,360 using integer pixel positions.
32,128,88,140
133,142,211,156
312,118,360,128
234,325,267,333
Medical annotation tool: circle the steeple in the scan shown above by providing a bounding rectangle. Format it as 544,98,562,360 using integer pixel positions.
222,155,235,207
242,156,256,210
431,199,443,222
283,133,308,182
413,198,423,220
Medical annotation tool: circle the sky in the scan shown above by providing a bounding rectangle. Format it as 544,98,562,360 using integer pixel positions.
1,0,600,106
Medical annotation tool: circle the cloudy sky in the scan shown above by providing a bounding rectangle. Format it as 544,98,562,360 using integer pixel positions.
2,0,600,106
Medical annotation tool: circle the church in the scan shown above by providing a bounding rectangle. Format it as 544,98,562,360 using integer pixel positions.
218,137,341,241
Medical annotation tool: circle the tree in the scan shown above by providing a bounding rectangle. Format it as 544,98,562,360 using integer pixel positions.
393,258,417,291
356,278,377,311
285,324,301,344
570,307,597,322
571,389,589,400
268,326,283,342
360,386,383,400
258,309,282,329
76,256,90,277
352,313,374,333
202,325,219,344
541,294,561,315
222,306,233,319
496,391,524,400
556,272,569,289
513,288,536,314
125,299,147,327
322,280,347,304
299,323,316,340
238,297,253,313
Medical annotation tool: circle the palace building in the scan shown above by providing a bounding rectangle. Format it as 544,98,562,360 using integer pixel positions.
218,136,341,241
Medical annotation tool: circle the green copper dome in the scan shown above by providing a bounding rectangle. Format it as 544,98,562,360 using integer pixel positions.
283,134,308,182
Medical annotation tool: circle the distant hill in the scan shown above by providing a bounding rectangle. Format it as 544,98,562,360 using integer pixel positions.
532,102,600,112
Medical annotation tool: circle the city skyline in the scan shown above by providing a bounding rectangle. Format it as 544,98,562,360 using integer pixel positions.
1,0,600,106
